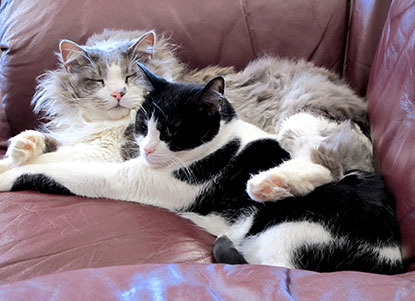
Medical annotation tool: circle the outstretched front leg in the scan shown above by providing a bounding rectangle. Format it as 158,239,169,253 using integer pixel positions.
246,158,334,202
0,159,198,211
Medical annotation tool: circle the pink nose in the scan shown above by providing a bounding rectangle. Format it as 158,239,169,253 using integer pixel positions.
144,147,155,156
111,90,125,101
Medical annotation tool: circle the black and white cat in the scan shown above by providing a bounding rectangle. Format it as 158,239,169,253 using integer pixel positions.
0,64,403,274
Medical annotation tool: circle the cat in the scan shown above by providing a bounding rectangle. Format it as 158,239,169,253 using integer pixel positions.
0,29,170,172
0,64,403,274
0,29,232,170
1,29,372,200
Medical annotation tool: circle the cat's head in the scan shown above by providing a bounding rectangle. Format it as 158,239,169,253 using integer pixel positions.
37,31,162,121
134,63,236,168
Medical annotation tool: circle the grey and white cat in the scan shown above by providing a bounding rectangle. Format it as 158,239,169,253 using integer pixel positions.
0,29,372,201
0,66,402,273
0,30,185,171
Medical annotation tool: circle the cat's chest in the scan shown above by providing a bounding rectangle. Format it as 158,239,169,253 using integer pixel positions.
62,123,133,162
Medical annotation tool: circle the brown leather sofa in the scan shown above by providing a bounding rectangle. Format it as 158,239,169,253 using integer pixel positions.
0,0,414,299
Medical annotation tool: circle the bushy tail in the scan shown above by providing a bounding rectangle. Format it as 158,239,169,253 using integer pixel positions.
311,121,374,179
213,235,248,264
292,242,404,275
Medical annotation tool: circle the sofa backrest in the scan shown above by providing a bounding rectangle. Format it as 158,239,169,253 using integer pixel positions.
0,0,389,141
367,0,415,270
343,0,391,95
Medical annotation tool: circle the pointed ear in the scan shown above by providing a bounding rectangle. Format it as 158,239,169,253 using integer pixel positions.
129,31,156,61
203,76,225,95
59,40,90,72
200,76,225,113
136,62,166,89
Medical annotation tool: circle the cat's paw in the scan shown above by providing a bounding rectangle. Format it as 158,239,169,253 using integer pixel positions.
247,170,293,202
247,160,334,202
6,130,47,166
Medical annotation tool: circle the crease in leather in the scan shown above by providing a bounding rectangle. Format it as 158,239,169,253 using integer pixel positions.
239,0,256,58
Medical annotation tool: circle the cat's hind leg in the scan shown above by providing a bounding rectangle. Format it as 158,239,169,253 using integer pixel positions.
246,158,333,202
241,221,333,269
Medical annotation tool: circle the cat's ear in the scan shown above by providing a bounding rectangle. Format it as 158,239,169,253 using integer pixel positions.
136,62,166,90
200,76,225,113
128,31,156,61
59,40,91,72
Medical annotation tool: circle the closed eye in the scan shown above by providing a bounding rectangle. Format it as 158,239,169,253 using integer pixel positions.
166,127,178,137
126,73,137,83
86,78,104,85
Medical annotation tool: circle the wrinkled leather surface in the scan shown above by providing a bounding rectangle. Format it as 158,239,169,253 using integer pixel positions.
0,192,214,284
0,264,414,301
367,0,415,269
344,0,392,95
1,0,415,298
0,0,350,135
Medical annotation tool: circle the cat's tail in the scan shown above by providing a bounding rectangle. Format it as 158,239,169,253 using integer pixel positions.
213,235,248,264
292,241,405,275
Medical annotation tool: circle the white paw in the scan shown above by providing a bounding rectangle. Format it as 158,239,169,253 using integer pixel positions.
246,160,334,203
247,170,293,202
6,130,46,166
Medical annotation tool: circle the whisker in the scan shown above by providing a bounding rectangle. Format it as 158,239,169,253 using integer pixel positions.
151,100,167,120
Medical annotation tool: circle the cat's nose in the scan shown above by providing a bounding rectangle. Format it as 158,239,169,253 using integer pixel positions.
111,88,126,101
144,146,156,156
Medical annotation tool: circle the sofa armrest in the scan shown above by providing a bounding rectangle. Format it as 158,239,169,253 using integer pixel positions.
367,0,415,270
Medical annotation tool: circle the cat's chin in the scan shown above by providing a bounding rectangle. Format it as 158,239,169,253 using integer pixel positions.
104,107,131,120
143,160,167,169
141,155,170,169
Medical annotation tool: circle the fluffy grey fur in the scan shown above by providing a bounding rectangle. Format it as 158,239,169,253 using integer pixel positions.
188,56,373,176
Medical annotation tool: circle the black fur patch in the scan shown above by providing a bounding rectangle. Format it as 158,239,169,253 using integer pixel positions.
173,139,240,185
11,174,72,195
292,242,404,274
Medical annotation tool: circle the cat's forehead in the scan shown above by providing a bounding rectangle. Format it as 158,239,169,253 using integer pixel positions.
84,41,132,71
140,83,205,125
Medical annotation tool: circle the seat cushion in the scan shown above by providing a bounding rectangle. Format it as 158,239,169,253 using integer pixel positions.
0,192,214,283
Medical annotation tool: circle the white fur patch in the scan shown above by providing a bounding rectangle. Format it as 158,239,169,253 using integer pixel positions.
179,213,230,236
277,112,338,158
241,221,332,268
376,245,402,262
